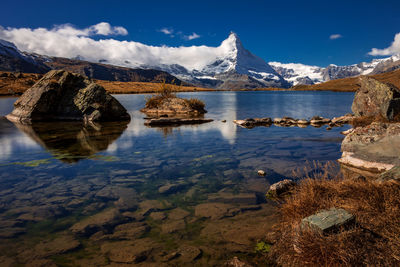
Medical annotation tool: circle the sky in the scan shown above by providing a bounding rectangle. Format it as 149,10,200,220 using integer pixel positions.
1,0,400,67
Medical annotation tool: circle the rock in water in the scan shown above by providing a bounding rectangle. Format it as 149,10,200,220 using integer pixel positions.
352,76,400,121
6,70,130,123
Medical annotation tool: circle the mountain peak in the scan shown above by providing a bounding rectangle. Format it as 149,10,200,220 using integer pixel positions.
222,31,244,51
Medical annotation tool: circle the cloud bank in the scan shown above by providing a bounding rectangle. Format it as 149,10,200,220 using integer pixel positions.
0,23,228,71
369,33,400,56
329,34,342,40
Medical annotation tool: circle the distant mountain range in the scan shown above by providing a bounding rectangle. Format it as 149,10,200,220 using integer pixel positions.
0,39,183,85
269,55,400,86
1,34,400,89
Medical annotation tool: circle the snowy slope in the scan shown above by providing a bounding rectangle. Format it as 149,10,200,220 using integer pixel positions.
270,54,400,86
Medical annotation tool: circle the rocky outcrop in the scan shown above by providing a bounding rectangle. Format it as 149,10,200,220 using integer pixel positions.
339,122,400,173
234,115,353,129
352,77,400,121
266,179,296,198
6,70,130,123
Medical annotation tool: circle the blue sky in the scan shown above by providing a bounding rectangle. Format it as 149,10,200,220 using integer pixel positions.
1,0,400,66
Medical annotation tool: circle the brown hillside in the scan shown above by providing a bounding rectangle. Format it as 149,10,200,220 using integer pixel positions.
0,71,212,95
291,68,400,92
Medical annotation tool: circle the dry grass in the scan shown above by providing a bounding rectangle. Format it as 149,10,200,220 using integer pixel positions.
144,82,176,109
96,80,212,94
144,82,206,113
184,98,205,111
269,164,400,266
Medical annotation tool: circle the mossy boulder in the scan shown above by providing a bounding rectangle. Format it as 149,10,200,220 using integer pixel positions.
352,77,400,121
6,70,130,123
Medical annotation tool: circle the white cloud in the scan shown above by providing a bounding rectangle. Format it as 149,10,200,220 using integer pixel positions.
368,33,400,56
329,34,342,40
89,22,128,36
47,22,128,37
160,28,174,35
0,23,228,72
184,32,200,41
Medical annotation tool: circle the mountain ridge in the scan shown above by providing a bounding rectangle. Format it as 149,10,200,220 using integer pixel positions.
1,33,400,89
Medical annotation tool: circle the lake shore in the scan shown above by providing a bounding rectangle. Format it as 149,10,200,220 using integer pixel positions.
0,70,359,96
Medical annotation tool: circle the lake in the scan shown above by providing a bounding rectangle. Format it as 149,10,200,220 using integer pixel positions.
0,91,354,265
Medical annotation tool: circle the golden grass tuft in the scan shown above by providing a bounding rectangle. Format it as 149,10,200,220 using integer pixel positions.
269,164,400,266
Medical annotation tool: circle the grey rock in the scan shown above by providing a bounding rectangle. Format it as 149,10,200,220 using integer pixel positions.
340,122,400,171
6,70,130,123
301,208,355,233
377,166,400,182
257,170,266,176
352,76,400,121
233,117,272,128
266,179,296,198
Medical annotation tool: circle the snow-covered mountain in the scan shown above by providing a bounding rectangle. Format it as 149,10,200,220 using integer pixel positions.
146,32,289,89
269,54,400,86
2,31,400,88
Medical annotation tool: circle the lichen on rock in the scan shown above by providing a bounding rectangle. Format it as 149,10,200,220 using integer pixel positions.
6,70,130,123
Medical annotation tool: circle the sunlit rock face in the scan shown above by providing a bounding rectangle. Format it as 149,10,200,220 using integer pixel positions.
352,77,400,121
339,122,400,175
11,120,128,163
6,70,130,123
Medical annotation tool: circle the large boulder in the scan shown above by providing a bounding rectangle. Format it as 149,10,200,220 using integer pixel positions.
339,122,400,173
352,77,400,121
6,70,130,123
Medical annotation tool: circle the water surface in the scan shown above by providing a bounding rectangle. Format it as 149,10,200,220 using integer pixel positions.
0,91,354,265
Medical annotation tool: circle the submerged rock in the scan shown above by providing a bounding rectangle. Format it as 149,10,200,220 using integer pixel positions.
224,256,253,267
301,208,355,233
257,170,266,176
266,179,296,198
101,239,156,264
34,235,81,257
352,76,400,121
6,70,130,123
70,208,124,236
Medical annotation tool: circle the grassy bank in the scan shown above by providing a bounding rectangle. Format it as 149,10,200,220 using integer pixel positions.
266,169,400,266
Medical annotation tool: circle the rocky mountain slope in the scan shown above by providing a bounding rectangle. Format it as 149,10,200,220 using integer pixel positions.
270,55,400,86
146,33,290,89
0,40,182,84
